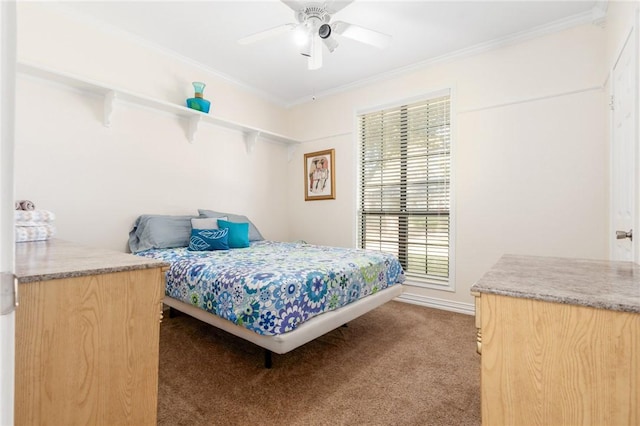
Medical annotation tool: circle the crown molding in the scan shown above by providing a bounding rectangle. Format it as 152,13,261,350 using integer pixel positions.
34,2,291,108
285,8,597,107
591,0,609,26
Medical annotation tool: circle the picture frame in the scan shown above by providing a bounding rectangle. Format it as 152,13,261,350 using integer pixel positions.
304,149,335,201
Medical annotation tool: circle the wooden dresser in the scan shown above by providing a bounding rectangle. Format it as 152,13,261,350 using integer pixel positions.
14,239,168,426
471,255,640,426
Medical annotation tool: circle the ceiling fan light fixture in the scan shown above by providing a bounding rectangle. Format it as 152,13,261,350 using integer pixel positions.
308,35,322,70
238,0,391,71
299,35,311,57
322,37,338,53
293,25,308,46
318,23,331,39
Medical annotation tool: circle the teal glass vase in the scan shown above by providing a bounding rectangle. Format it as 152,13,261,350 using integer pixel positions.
186,81,211,113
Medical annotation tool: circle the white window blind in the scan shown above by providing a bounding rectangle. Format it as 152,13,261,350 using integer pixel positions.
358,94,451,285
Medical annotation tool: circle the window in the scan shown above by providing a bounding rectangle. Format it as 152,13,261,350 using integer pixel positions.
357,92,452,287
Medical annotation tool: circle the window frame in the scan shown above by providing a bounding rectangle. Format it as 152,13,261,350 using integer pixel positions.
354,88,456,292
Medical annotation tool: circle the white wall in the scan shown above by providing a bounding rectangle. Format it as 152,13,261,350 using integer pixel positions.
286,23,609,309
17,3,288,132
14,3,292,251
605,1,639,71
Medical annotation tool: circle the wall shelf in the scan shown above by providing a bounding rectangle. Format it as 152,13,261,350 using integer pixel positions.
16,61,300,150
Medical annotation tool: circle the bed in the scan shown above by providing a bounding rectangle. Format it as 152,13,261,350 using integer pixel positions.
130,212,405,366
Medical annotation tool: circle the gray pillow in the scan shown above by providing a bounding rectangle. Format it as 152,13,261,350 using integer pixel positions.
128,214,196,253
191,216,227,230
197,209,264,241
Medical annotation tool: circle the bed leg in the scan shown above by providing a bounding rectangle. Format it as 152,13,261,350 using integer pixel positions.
264,350,272,369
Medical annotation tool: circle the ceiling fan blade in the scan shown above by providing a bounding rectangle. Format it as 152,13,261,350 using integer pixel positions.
237,23,296,45
308,35,322,70
323,0,354,14
281,0,307,12
332,21,391,49
322,36,339,53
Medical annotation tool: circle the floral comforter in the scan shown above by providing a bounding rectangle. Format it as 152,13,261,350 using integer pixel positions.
136,241,405,335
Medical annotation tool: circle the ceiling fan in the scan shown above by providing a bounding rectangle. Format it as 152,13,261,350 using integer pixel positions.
237,1,392,70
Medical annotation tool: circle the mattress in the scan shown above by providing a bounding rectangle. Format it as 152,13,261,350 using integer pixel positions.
136,240,405,336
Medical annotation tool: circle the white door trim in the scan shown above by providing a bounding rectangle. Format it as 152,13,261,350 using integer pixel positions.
0,1,17,424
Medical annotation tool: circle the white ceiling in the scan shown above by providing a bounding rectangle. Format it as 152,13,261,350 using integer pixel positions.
60,0,600,106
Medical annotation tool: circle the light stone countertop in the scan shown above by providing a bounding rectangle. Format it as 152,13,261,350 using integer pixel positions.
470,254,640,313
15,239,168,283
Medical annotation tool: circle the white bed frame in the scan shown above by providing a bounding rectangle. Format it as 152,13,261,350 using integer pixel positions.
164,284,403,362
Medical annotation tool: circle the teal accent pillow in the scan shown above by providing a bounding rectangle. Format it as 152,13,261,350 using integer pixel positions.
188,228,229,251
216,219,250,248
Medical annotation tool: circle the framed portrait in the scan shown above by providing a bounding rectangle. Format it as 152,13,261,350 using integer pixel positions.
304,149,335,201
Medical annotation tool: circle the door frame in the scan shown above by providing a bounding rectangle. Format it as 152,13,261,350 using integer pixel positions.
0,1,17,424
